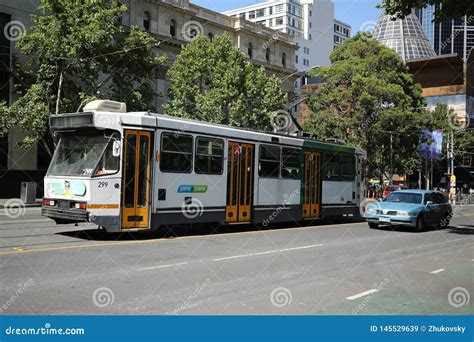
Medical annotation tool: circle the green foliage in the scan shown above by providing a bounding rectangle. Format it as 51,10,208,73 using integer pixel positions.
164,34,286,130
304,34,440,180
378,0,473,22
0,0,166,152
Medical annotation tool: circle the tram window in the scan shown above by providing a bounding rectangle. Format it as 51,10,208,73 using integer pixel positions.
195,137,224,175
259,145,280,178
160,133,193,173
95,141,120,176
325,154,340,179
341,155,355,178
281,147,300,179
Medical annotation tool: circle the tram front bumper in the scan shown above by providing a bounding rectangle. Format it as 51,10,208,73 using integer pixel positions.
42,205,88,223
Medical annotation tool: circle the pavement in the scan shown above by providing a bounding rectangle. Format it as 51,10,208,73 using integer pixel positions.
0,206,472,315
0,199,42,209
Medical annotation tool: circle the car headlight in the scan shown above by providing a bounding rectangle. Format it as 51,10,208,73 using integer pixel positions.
397,211,412,216
366,208,378,214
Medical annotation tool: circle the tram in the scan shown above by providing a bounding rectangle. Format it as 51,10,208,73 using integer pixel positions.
42,100,367,232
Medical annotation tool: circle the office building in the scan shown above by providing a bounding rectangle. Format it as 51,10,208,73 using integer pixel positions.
224,0,351,70
415,5,474,61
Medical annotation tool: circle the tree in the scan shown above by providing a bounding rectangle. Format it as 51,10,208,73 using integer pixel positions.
164,33,287,130
379,0,473,21
0,0,165,155
304,33,431,182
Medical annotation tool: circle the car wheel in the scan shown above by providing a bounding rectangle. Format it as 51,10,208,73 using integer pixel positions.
368,222,378,229
416,215,425,232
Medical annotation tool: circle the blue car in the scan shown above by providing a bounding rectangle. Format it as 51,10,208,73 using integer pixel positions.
363,190,452,231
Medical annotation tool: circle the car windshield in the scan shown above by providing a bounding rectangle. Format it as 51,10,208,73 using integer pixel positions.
47,134,119,177
384,192,422,204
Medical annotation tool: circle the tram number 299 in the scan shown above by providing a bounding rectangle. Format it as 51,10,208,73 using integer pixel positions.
98,181,109,188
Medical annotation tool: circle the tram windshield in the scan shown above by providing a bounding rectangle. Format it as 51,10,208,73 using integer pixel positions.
47,133,120,177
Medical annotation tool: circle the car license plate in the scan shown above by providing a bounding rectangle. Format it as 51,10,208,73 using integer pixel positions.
379,217,391,223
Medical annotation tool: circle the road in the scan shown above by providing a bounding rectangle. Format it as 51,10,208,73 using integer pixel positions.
0,206,473,315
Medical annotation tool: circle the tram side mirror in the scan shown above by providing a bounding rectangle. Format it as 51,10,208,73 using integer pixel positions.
112,140,121,157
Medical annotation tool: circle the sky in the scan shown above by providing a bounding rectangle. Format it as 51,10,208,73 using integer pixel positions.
192,0,382,36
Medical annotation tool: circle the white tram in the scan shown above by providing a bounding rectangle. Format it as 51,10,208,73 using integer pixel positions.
42,100,367,232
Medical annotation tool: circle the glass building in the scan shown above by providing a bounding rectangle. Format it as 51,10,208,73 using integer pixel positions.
373,12,436,62
415,6,474,61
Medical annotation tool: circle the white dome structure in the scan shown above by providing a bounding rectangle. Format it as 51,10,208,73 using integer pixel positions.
373,12,436,62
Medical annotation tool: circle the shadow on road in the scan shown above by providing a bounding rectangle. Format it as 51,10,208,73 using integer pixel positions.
447,225,474,235
57,218,363,242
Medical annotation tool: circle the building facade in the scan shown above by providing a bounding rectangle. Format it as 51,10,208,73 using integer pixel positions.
0,0,299,197
224,0,351,70
415,5,474,61
333,19,350,50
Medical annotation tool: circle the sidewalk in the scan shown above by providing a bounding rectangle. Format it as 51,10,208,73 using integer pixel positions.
0,198,42,209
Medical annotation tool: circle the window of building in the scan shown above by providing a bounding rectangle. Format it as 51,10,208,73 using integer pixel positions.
239,13,246,19
282,52,286,67
268,6,273,15
276,17,284,25
309,33,312,40
160,133,193,173
275,4,284,13
266,47,271,63
309,22,312,29
208,32,214,41
170,19,176,37
256,9,265,18
309,10,312,17
295,55,298,64
249,10,256,19
248,42,253,58
195,137,224,175
259,145,280,177
143,11,151,31
281,147,300,179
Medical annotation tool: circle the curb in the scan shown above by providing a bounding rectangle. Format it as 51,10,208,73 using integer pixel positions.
0,202,42,209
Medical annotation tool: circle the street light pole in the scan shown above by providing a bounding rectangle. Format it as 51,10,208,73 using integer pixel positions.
389,122,393,184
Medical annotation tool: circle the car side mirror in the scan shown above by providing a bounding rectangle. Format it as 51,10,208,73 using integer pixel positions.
426,201,433,206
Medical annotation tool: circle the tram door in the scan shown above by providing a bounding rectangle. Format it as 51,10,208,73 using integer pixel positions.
303,152,321,219
121,130,152,229
226,142,254,223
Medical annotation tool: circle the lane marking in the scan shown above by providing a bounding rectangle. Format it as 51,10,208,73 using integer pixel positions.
137,262,188,271
346,289,379,301
430,268,445,274
212,244,324,261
